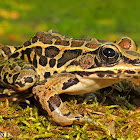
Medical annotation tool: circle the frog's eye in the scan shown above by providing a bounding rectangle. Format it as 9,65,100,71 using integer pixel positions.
103,48,116,57
98,43,121,66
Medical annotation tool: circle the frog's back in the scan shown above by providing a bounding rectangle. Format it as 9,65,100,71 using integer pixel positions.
3,30,104,81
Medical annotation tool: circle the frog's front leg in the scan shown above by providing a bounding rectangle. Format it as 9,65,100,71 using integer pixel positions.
32,73,92,126
0,58,39,91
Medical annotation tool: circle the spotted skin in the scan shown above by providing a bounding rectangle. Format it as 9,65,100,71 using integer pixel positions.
0,29,140,126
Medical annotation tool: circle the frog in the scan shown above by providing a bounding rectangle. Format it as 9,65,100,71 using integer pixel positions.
0,30,140,126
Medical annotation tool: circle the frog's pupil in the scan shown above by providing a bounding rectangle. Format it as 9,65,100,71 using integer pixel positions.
103,48,115,57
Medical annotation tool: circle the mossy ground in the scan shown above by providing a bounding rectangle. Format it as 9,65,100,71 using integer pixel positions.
0,0,140,139
0,81,140,139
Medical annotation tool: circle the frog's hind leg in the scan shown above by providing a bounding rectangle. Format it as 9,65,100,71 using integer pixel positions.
0,87,32,102
32,73,92,126
0,58,39,91
0,87,17,101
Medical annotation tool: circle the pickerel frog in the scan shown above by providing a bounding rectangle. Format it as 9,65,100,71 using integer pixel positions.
0,30,140,126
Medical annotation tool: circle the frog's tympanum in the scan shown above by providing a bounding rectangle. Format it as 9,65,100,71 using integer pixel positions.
0,30,140,126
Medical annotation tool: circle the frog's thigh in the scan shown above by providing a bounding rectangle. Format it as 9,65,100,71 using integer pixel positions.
1,58,39,91
32,73,89,126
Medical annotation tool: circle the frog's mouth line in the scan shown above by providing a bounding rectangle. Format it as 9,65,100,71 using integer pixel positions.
69,64,140,79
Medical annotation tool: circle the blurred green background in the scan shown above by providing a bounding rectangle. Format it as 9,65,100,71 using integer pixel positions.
0,0,140,46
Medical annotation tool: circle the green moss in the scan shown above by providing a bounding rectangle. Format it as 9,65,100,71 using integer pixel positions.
0,86,140,139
